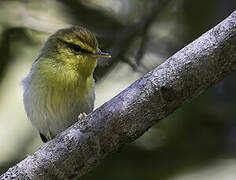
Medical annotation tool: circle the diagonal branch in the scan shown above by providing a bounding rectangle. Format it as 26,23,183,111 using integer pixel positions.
1,10,236,180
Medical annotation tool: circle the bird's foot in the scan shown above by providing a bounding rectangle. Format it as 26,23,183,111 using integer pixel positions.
78,112,87,120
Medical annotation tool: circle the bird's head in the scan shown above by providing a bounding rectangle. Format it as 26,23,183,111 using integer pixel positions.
40,26,111,76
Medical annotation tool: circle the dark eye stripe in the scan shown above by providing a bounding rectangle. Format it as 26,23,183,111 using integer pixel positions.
66,43,82,52
57,38,92,54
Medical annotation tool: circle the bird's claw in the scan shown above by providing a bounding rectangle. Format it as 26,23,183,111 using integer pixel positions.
78,112,87,120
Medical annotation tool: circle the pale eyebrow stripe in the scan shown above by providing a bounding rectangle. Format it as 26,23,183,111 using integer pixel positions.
57,38,93,54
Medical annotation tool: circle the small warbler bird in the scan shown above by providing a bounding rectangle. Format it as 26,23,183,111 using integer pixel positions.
22,26,111,142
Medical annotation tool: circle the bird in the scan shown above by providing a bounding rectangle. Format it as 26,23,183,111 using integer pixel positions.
22,26,111,142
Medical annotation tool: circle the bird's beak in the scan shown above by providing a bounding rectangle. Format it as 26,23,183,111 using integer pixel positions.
90,49,111,59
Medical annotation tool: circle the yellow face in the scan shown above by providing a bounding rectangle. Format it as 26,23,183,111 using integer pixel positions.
40,26,111,77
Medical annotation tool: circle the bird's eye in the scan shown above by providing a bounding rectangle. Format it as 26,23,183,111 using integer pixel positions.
57,38,92,54
68,43,82,53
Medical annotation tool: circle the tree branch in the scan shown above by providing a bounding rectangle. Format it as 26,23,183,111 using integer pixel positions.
1,10,236,180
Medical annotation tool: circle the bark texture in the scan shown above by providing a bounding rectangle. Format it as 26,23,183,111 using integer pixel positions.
1,10,236,180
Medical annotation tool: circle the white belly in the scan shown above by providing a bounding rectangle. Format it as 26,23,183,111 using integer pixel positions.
22,76,95,140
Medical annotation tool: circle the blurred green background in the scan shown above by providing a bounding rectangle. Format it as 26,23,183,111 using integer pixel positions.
0,0,236,179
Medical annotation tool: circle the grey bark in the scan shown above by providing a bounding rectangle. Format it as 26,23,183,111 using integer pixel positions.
1,10,236,180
